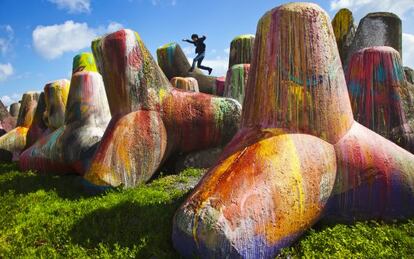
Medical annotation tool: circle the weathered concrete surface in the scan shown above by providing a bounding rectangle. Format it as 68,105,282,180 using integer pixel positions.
224,64,250,104
0,100,16,133
170,77,199,92
331,8,356,65
24,92,48,149
228,34,255,68
175,147,223,172
0,92,40,161
405,67,414,84
346,46,414,152
84,29,241,188
9,102,20,117
20,53,111,175
43,79,70,130
346,12,402,69
173,3,414,258
156,42,224,94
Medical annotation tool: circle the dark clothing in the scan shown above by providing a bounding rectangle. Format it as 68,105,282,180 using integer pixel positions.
184,36,206,54
191,52,209,71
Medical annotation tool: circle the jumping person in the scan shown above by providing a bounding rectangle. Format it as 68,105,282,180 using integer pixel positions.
183,34,213,75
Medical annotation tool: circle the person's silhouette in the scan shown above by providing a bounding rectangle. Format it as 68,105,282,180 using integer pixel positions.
183,34,213,75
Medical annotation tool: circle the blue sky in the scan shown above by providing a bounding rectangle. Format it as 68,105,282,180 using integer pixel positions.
0,0,413,107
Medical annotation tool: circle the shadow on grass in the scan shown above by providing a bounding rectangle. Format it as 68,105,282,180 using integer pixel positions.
70,197,186,258
0,163,95,200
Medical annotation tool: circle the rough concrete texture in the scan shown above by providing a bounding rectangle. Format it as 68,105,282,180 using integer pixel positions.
346,46,414,152
213,76,226,96
331,8,356,66
20,54,111,175
346,12,402,69
24,92,48,149
0,92,40,161
228,34,255,68
170,77,199,92
72,52,97,73
172,3,414,258
405,67,414,84
175,147,223,172
156,42,224,94
43,79,70,130
83,29,241,188
224,64,250,104
9,102,20,117
0,100,16,133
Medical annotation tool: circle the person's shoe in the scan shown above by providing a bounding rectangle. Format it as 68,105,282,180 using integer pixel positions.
188,68,194,73
208,68,213,75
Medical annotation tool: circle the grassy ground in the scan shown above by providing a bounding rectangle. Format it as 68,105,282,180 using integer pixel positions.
0,163,413,258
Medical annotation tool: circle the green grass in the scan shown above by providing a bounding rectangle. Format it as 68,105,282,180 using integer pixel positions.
0,163,414,258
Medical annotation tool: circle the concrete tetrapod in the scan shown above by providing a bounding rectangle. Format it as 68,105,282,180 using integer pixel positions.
83,29,241,188
156,42,224,95
0,99,16,135
0,92,40,161
20,53,111,175
346,12,402,69
228,34,255,68
172,3,414,258
170,77,199,92
405,67,414,84
9,102,20,117
346,46,414,152
224,64,250,104
24,92,48,149
331,8,356,66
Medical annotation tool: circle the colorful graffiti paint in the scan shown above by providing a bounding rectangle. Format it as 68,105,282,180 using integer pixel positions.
228,34,255,68
224,64,250,104
156,42,221,94
0,99,16,133
172,3,414,258
331,8,355,66
24,92,48,149
346,12,402,69
43,79,70,130
0,92,40,160
84,29,241,188
19,65,111,175
170,77,199,92
346,46,414,152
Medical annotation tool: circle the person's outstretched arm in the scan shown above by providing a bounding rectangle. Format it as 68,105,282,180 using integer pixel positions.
200,35,206,42
182,39,194,44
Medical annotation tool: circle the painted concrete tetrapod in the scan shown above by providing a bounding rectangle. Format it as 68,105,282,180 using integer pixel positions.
405,67,414,84
228,34,255,68
9,102,20,117
346,12,402,69
172,3,414,258
157,42,224,95
224,64,250,104
346,46,414,153
223,35,254,105
331,8,355,66
19,53,111,175
0,100,16,134
170,77,199,92
0,92,40,161
83,29,241,188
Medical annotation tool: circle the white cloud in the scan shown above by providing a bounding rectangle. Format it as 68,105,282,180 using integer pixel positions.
0,63,13,81
330,0,414,19
32,20,123,60
0,25,14,55
403,33,414,68
150,0,177,6
1,93,20,107
48,0,91,14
